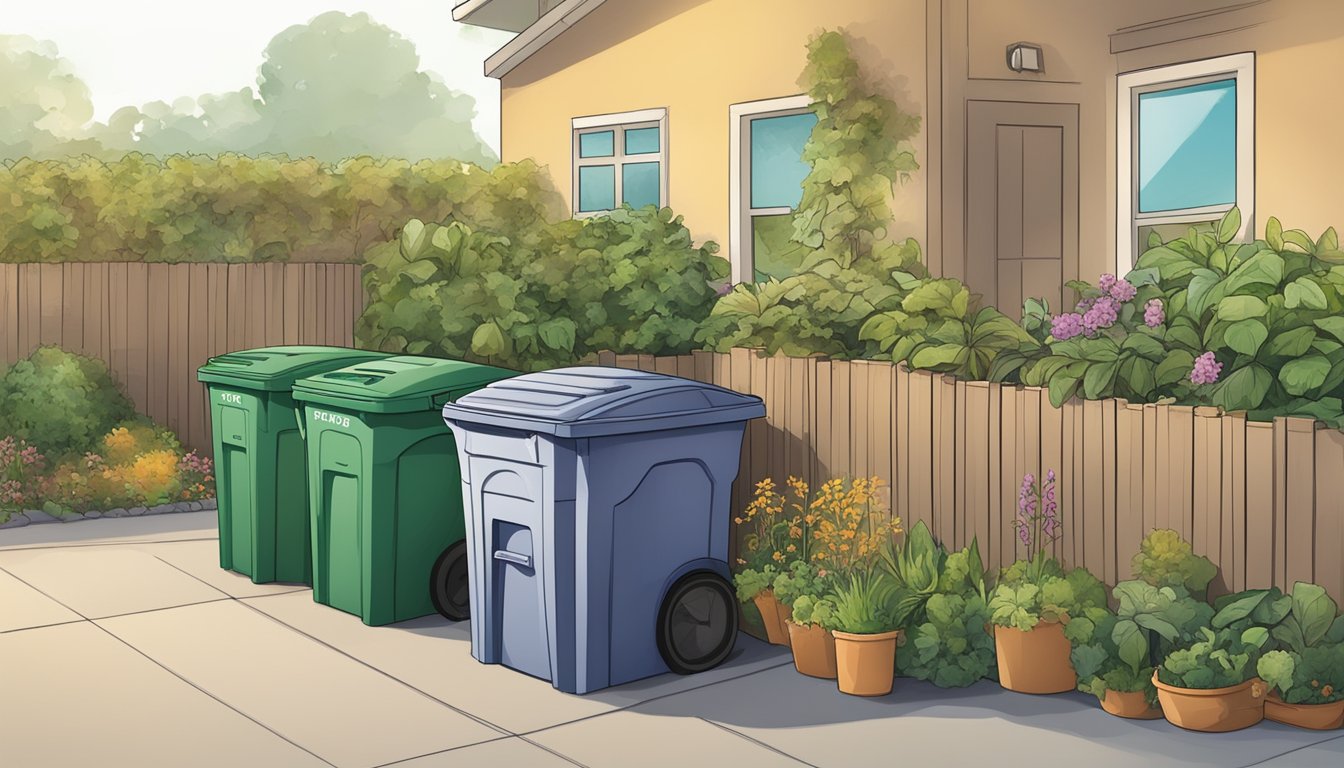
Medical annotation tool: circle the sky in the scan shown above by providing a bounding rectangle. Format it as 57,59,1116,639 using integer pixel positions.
3,0,516,153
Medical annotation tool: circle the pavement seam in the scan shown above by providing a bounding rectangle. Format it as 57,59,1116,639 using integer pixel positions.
0,563,337,767
517,657,795,737
699,717,819,767
369,735,591,768
234,597,515,738
0,534,219,553
1237,732,1344,767
0,617,86,635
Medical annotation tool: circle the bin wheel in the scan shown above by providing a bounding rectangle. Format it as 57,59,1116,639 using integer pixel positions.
429,541,471,621
657,571,737,675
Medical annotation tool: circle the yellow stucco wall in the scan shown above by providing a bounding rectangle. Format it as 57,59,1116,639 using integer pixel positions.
498,0,929,266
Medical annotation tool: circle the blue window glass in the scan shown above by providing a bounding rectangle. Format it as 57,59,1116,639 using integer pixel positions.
1138,79,1236,213
579,130,615,158
624,126,660,155
578,165,615,212
749,112,817,209
622,162,660,209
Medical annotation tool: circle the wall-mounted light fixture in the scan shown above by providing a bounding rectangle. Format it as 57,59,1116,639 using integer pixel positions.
1007,42,1044,73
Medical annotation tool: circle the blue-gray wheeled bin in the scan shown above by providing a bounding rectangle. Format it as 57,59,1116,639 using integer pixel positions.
441,366,765,694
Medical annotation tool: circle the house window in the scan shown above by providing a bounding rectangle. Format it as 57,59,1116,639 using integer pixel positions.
1116,52,1254,272
571,108,668,216
730,95,817,283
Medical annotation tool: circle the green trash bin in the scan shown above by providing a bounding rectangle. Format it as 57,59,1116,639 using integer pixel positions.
291,355,516,626
196,345,388,584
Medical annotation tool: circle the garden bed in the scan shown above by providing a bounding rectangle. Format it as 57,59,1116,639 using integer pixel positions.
0,498,217,529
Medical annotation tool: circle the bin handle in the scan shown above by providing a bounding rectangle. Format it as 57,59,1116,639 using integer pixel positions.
294,407,306,440
493,549,532,568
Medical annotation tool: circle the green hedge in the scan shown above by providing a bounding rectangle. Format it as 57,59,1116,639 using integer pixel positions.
355,207,726,371
0,155,563,263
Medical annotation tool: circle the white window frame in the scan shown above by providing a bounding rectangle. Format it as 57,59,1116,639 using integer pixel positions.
729,95,814,284
571,107,668,218
1116,52,1255,273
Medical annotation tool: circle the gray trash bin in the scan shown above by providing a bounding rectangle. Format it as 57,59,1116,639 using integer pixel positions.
441,366,765,694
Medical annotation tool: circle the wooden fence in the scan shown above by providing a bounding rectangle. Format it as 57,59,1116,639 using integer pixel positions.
0,262,365,452
599,349,1344,600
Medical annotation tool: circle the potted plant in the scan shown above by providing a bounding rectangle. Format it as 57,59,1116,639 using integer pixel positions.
776,559,835,673
733,565,786,645
788,594,839,679
896,536,997,688
1153,587,1285,732
1155,625,1270,732
989,470,1106,694
1257,582,1344,730
829,568,902,696
1068,579,1212,719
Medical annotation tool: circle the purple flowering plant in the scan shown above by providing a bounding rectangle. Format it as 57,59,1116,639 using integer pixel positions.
1011,469,1063,582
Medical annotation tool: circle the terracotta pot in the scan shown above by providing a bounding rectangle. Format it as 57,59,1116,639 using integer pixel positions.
994,621,1076,694
833,629,901,696
787,620,837,679
1101,688,1163,720
1152,672,1266,732
1265,693,1344,730
777,601,794,645
752,591,790,646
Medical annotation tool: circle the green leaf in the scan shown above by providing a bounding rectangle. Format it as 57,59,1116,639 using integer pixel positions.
1285,277,1329,311
1266,217,1285,251
1216,207,1241,244
1223,319,1269,357
470,321,507,357
1263,327,1317,359
1212,365,1273,411
1319,226,1340,253
537,318,577,352
1216,295,1268,321
1284,229,1317,255
1290,582,1339,648
1082,360,1119,399
1155,350,1196,387
1279,355,1331,396
1223,251,1284,295
1315,317,1344,345
910,343,969,371
400,219,427,257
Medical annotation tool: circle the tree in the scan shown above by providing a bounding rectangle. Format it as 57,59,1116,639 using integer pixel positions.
0,35,105,160
8,13,497,164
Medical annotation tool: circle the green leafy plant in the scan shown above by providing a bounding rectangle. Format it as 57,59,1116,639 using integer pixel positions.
895,536,995,688
1130,529,1218,596
828,569,899,634
772,560,831,609
1255,581,1344,705
0,347,136,458
1159,625,1271,689
990,567,1106,632
733,566,778,604
0,155,564,264
1069,580,1214,704
898,592,997,687
879,520,944,626
790,29,920,270
358,207,726,370
790,594,839,630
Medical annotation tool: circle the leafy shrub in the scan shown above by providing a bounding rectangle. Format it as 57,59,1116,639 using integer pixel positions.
357,207,725,370
894,533,997,688
790,594,839,629
1159,625,1271,689
1131,529,1218,596
0,437,46,518
0,155,564,263
772,560,831,609
0,347,135,458
1069,581,1213,704
829,569,899,634
732,566,778,604
990,566,1106,631
1258,645,1344,705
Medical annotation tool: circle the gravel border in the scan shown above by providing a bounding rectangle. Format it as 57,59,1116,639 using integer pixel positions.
0,499,217,529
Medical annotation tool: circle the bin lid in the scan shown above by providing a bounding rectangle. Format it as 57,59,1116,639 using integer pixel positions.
441,366,765,439
196,346,387,392
291,355,517,414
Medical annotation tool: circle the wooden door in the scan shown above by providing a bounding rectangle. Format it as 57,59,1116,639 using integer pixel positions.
966,101,1079,321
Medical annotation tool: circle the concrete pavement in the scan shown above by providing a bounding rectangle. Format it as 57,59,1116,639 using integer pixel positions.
2,512,1341,767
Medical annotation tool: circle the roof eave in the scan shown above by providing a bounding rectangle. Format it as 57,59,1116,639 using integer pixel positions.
482,0,608,79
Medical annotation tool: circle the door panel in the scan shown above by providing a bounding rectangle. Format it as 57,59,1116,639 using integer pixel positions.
967,101,1078,321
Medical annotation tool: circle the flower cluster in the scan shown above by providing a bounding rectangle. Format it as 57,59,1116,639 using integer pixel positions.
1190,351,1223,386
1143,298,1165,328
735,475,902,576
1050,274,1136,341
1013,469,1061,563
0,437,46,512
